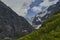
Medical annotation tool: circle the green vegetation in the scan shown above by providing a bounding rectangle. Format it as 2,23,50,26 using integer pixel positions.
17,9,60,40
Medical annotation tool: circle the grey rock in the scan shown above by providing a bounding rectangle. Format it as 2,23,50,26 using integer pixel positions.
0,1,34,40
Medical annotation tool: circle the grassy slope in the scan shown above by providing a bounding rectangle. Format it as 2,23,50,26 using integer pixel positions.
17,9,60,40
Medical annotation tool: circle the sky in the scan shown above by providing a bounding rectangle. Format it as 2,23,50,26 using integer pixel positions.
1,0,35,16
26,0,59,19
1,0,59,19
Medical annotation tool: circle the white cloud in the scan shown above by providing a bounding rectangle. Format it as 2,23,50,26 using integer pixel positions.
32,0,59,13
40,0,59,7
1,0,35,16
32,6,42,13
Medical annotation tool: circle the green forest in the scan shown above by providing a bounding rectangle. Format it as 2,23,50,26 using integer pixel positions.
17,9,60,40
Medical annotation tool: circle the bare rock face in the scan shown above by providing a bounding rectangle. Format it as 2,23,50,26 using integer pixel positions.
0,1,34,40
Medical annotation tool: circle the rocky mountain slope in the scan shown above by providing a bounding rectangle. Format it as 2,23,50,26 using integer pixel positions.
0,1,34,40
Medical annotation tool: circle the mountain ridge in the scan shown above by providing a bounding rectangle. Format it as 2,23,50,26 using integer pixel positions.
32,0,60,29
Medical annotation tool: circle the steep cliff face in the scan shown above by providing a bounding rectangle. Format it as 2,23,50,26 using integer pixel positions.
0,1,34,40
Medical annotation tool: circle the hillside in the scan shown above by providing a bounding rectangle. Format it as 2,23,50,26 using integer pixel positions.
18,9,60,40
0,1,34,40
